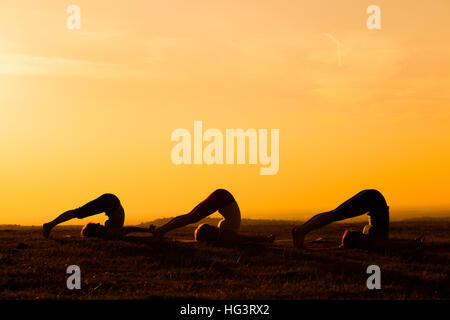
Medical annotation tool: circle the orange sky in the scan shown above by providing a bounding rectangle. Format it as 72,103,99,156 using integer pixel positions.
1,0,450,225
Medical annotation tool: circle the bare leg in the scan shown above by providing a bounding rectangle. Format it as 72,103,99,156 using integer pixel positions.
293,190,389,249
292,212,335,248
154,212,203,238
154,189,235,238
44,194,122,239
43,210,77,238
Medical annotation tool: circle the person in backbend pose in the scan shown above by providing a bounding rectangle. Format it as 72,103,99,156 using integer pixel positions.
43,193,152,239
150,189,275,244
292,189,424,250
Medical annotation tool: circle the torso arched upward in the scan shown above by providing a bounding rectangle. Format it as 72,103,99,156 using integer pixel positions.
73,193,125,230
218,201,241,233
189,189,241,232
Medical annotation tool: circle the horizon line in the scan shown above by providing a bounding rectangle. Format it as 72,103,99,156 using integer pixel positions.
2,215,449,228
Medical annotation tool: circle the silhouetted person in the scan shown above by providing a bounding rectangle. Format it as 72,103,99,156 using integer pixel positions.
43,193,152,239
151,189,274,244
292,189,423,250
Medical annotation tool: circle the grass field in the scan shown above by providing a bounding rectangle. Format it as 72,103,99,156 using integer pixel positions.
0,218,449,300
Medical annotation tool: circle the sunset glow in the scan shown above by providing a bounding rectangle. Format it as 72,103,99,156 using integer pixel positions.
1,0,450,225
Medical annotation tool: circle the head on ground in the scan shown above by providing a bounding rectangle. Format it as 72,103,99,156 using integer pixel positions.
194,223,220,242
340,230,370,249
81,223,106,238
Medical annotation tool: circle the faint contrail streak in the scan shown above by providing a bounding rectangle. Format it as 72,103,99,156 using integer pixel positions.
324,33,344,67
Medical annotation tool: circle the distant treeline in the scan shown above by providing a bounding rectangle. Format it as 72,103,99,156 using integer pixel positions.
135,216,450,228
1,216,448,229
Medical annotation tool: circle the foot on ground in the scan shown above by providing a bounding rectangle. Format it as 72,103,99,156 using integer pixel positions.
43,223,52,239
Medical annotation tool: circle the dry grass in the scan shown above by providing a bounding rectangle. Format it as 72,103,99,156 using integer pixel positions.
0,219,448,300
